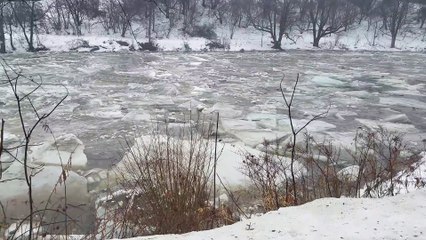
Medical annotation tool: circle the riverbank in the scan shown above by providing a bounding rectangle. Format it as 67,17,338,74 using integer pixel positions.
4,23,426,54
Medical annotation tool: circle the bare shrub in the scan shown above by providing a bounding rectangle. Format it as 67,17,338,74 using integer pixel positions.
242,127,419,210
92,117,235,238
187,24,217,40
242,74,421,210
299,137,351,201
242,141,302,210
352,126,417,198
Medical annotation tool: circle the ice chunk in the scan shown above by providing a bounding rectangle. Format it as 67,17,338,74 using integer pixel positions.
178,99,205,110
278,119,336,132
232,130,289,147
311,76,345,87
207,103,243,118
0,162,88,222
191,86,210,95
380,97,426,109
245,113,284,130
337,165,360,182
30,134,88,169
356,118,416,133
383,114,411,124
122,111,152,122
221,119,257,131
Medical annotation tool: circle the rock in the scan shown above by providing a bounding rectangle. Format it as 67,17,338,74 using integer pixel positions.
68,39,90,51
115,40,130,47
90,46,100,52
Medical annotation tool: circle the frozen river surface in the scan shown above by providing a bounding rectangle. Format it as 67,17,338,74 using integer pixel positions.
1,51,426,168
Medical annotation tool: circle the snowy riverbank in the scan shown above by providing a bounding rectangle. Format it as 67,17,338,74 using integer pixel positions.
5,23,426,53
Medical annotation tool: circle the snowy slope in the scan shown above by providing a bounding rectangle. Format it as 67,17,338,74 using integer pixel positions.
125,190,426,240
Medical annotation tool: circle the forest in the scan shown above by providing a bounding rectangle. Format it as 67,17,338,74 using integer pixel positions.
0,0,425,52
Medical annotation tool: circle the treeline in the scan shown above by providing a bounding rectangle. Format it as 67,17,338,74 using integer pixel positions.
0,0,425,52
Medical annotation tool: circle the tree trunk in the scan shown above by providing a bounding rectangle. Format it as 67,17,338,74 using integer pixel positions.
121,22,127,37
148,8,152,42
272,40,281,49
0,7,6,53
29,2,35,52
313,37,320,47
9,23,15,51
390,34,396,48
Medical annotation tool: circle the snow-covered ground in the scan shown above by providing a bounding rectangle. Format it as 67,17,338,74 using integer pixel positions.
5,21,426,53
116,153,426,240
119,189,426,240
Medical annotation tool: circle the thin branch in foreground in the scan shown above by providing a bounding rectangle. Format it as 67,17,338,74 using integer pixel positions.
0,119,4,180
279,73,329,205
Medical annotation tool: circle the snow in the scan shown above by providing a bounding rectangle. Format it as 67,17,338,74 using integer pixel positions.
121,189,426,240
362,153,426,197
216,142,261,185
5,17,426,53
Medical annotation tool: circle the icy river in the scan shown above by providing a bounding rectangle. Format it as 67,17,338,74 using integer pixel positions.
1,51,426,168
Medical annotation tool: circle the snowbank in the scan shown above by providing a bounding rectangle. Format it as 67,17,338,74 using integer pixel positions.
123,189,426,240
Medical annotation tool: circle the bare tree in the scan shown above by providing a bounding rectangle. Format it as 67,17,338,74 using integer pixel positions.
0,119,4,180
418,6,426,28
307,0,357,47
247,0,298,49
178,0,199,34
62,0,100,35
226,0,247,38
280,74,329,204
10,0,42,52
153,0,179,36
349,0,376,23
379,0,410,48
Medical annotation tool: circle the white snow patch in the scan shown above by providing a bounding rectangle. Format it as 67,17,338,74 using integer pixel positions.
126,189,426,240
